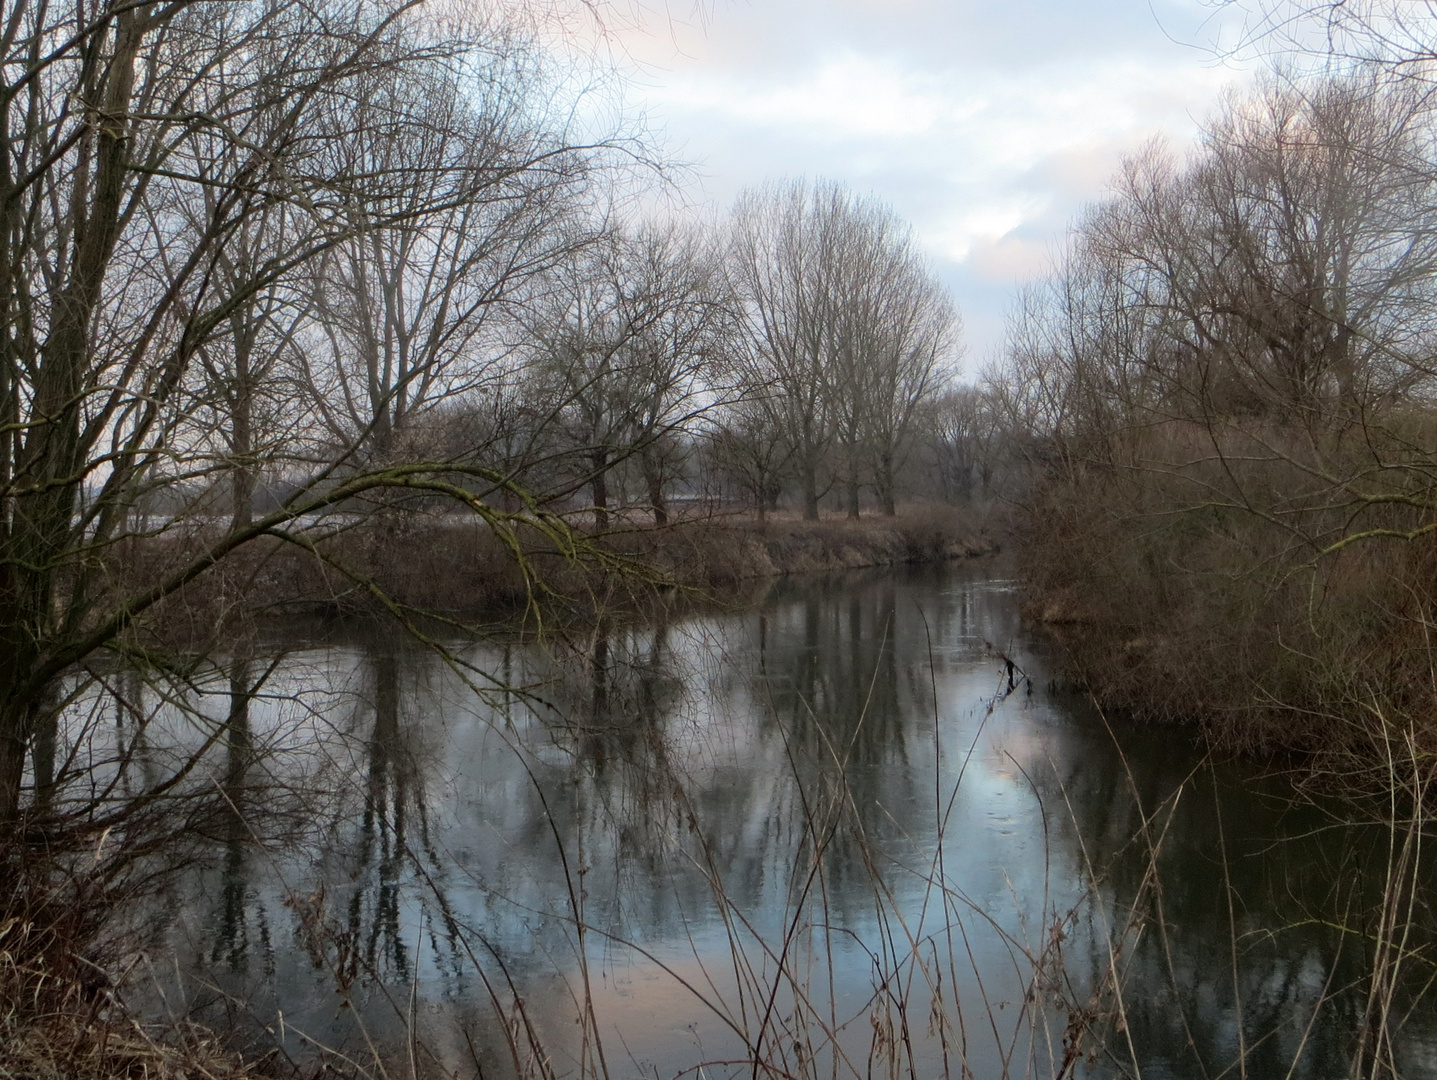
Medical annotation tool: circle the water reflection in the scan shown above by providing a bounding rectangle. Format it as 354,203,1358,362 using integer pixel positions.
212,657,254,973
1036,741,1437,1079
104,566,1437,1079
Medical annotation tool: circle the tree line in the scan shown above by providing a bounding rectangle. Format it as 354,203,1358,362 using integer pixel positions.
412,179,967,529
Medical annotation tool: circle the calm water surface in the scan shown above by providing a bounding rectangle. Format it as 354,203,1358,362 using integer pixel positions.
123,565,1437,1078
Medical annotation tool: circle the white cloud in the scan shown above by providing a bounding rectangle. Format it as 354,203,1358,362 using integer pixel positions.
928,200,1043,263
967,234,1056,283
601,1,1253,356
648,53,1238,258
665,53,951,139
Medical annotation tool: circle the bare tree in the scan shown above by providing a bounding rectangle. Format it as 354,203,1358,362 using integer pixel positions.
856,245,959,515
299,38,599,470
998,69,1437,778
729,181,844,521
926,385,1004,503
523,221,731,527
706,395,792,520
729,180,958,519
0,0,634,823
0,0,376,818
621,227,735,525
187,201,312,531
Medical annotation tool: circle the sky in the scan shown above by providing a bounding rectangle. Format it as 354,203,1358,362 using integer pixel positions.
593,0,1263,370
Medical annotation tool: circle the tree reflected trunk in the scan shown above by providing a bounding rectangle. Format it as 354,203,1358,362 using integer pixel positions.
214,656,254,970
591,620,611,726
346,642,418,984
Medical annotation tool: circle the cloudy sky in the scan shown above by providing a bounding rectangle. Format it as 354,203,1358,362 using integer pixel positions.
595,0,1262,368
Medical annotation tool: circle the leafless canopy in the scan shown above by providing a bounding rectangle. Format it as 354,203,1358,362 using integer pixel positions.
0,0,632,820
727,179,960,520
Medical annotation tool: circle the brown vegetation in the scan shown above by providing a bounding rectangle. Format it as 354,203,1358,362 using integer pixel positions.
121,504,998,642
0,851,270,1080
609,503,997,583
996,72,1437,789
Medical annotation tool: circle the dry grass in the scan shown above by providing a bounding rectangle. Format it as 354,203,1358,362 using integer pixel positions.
605,501,997,583
112,504,998,644
0,853,272,1080
0,1012,264,1080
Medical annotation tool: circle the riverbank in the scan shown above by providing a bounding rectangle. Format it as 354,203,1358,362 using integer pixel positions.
1017,502,1436,787
619,504,999,584
131,503,1000,639
0,855,267,1080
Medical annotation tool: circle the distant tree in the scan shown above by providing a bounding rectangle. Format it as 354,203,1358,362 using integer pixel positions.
729,180,959,519
523,223,731,527
729,181,843,520
925,386,1004,503
854,242,959,515
186,200,311,531
707,396,792,521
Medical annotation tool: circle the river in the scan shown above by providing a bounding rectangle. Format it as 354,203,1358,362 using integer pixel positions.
109,564,1437,1079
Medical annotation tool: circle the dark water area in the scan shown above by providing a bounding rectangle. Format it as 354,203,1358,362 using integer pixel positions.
113,565,1437,1079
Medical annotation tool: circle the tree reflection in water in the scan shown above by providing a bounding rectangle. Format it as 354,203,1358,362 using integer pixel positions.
106,567,1437,1079
212,656,257,974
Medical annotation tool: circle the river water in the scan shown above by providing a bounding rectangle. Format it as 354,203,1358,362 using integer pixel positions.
114,564,1436,1078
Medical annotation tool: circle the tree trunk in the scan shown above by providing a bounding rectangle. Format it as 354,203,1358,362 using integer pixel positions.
590,620,610,742
231,458,256,532
224,658,253,794
0,720,25,823
30,690,58,814
0,13,148,821
230,319,256,531
642,451,668,526
878,448,897,516
591,448,610,530
802,460,820,521
846,472,861,520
